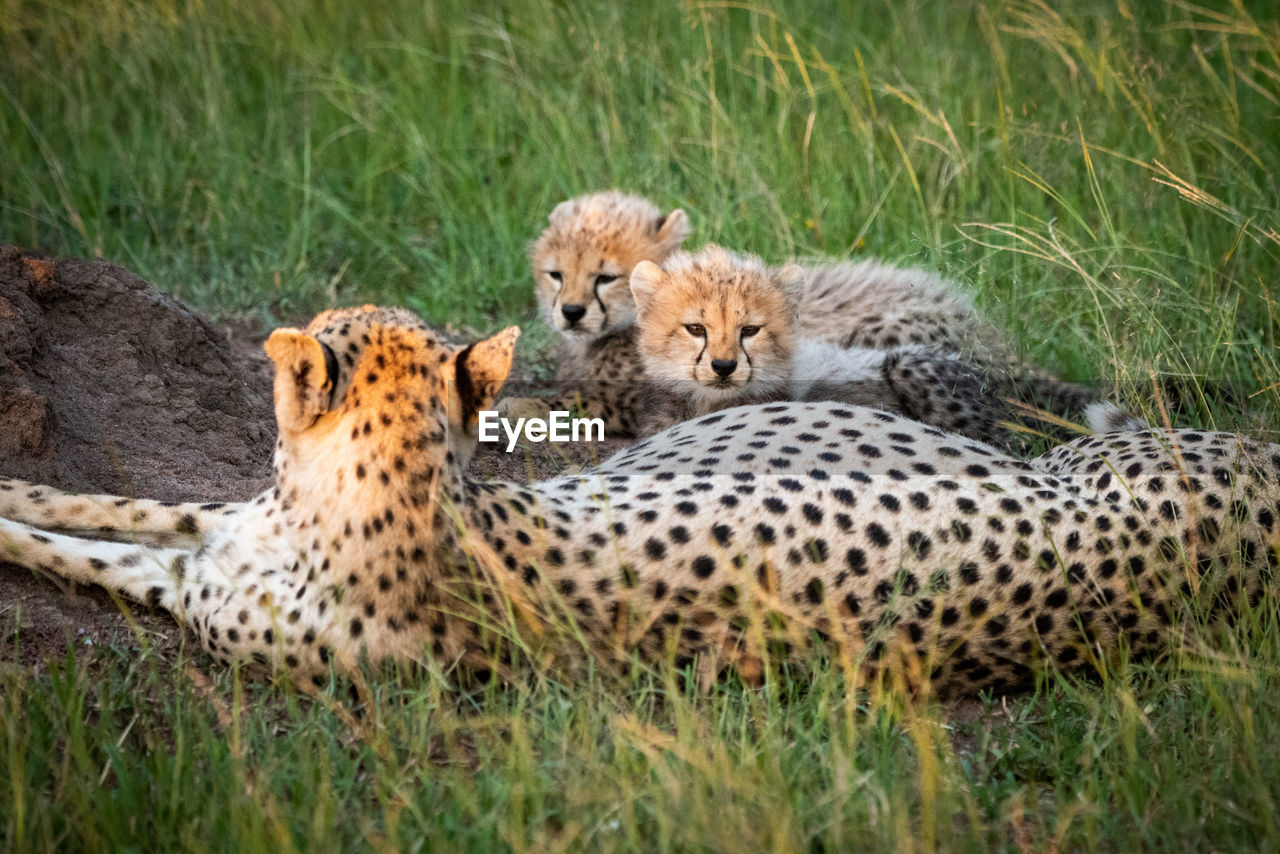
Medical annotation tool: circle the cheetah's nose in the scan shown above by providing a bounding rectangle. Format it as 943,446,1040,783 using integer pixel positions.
561,304,587,325
711,359,738,377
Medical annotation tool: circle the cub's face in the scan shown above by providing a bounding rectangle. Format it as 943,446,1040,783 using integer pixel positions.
529,191,690,339
631,247,803,404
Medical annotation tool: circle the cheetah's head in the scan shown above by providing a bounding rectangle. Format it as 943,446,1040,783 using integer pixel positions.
264,306,519,490
631,245,803,406
529,191,690,339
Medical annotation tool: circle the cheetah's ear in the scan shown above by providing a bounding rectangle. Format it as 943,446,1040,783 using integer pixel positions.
772,264,806,311
265,328,335,434
548,199,579,228
629,261,664,317
653,209,690,256
455,326,521,426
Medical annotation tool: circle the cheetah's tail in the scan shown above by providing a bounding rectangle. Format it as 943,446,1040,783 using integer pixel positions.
0,516,187,612
1004,367,1105,420
0,478,244,545
1084,402,1151,434
1001,366,1149,437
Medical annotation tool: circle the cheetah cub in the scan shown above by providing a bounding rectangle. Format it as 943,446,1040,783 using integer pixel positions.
511,190,690,435
630,245,1071,449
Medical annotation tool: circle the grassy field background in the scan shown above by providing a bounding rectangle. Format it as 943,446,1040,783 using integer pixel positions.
2,0,1280,850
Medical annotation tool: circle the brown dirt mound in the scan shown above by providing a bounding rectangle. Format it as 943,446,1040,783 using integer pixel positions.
0,245,275,501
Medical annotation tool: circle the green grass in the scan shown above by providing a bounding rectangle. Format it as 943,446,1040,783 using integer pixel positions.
2,0,1280,850
7,605,1280,852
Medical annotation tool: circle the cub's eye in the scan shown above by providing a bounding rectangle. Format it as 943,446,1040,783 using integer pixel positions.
740,325,761,337
595,274,618,286
547,271,563,285
684,323,706,337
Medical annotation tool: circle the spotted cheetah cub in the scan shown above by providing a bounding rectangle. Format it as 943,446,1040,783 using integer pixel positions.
4,306,1276,697
630,245,1050,448
511,190,690,434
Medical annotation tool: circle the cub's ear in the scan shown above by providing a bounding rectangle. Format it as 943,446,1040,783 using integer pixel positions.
772,264,806,310
629,261,665,316
455,326,521,425
548,198,579,228
265,329,337,434
653,209,690,256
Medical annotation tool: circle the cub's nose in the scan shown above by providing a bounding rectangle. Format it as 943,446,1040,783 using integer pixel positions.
711,359,738,377
561,304,587,325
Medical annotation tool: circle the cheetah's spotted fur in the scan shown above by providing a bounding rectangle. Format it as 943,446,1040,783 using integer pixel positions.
2,307,1278,695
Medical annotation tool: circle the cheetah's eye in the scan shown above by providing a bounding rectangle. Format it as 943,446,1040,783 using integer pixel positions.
684,323,706,337
595,274,618,286
740,325,761,337
547,271,563,286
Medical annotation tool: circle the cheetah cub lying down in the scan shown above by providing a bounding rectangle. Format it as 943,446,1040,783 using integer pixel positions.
513,190,1110,439
2,306,1278,696
631,246,1144,444
630,245,1045,445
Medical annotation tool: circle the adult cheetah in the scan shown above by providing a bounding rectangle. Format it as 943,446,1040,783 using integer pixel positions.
1,306,1277,696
